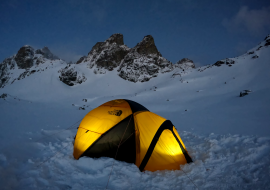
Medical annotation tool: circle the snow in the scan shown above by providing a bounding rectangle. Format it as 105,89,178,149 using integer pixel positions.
0,39,270,189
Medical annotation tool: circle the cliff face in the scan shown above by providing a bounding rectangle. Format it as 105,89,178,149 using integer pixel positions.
117,35,173,82
58,65,86,86
76,33,130,74
14,46,35,69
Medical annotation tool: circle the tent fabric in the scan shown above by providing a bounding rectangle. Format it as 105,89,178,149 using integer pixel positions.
82,114,136,163
73,99,192,172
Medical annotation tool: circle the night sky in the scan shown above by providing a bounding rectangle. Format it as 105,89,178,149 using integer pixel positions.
1,0,270,66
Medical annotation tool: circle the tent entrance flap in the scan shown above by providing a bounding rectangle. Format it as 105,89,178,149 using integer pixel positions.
82,114,136,163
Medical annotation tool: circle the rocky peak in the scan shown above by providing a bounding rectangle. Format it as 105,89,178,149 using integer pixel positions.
213,58,235,67
35,47,59,60
69,34,173,83
13,45,59,69
59,65,86,86
105,33,124,45
0,45,64,88
175,58,195,69
134,35,161,56
88,34,125,56
15,45,35,69
117,35,173,82
81,33,130,72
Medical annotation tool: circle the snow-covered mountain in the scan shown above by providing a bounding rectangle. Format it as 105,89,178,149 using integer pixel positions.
0,34,196,87
0,34,270,190
0,45,65,88
58,34,194,85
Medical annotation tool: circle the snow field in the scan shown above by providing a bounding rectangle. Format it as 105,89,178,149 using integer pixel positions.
1,125,269,190
0,37,270,189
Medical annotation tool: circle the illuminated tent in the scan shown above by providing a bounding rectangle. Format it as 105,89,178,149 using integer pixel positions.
73,99,192,172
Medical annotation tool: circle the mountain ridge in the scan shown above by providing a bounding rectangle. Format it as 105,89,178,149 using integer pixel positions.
1,33,269,88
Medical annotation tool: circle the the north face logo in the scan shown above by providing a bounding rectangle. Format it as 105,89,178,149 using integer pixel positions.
108,110,122,116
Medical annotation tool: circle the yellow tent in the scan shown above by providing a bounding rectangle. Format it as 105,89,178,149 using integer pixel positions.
73,99,192,172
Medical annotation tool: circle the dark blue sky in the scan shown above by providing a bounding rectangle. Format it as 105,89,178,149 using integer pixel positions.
1,0,270,66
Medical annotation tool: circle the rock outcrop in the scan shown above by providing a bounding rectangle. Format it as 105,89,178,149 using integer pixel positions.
0,93,7,99
77,33,130,73
0,57,17,88
58,65,87,86
175,58,195,70
117,35,173,82
264,34,270,46
15,46,35,69
76,56,87,64
213,58,235,67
